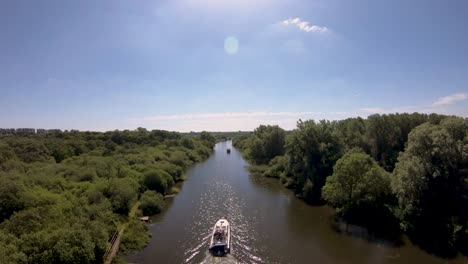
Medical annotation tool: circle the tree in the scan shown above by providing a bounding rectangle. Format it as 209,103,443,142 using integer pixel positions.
108,178,138,215
143,170,174,195
286,120,343,203
248,136,266,164
0,177,25,223
200,131,216,144
21,227,96,264
335,117,367,152
0,142,16,163
392,118,468,255
181,137,195,149
0,230,27,264
140,191,165,215
253,125,286,162
322,152,391,215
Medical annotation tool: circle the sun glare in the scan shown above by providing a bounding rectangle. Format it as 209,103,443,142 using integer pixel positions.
224,36,239,55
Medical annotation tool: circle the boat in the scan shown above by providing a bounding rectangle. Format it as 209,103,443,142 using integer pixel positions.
227,148,231,154
209,218,231,256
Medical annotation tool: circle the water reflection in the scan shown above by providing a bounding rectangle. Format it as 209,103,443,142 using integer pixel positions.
126,141,466,264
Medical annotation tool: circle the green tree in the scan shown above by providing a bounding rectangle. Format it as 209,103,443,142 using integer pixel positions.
200,131,216,144
0,177,25,223
0,230,27,264
140,191,165,215
286,120,343,203
253,125,286,163
108,178,138,215
143,170,174,195
322,152,391,215
392,118,468,254
0,142,16,163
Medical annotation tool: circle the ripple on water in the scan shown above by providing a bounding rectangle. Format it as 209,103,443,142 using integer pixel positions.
180,176,267,264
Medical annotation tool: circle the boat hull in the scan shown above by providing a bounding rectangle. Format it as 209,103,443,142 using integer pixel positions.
209,218,231,256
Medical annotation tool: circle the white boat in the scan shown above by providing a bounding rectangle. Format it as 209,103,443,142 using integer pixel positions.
209,218,231,256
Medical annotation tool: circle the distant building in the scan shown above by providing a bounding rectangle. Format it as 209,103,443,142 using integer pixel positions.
16,128,36,135
36,129,47,134
0,128,16,135
47,129,62,133
0,128,66,135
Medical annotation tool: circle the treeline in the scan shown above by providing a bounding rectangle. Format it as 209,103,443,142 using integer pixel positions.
0,128,216,264
233,113,467,256
184,131,251,142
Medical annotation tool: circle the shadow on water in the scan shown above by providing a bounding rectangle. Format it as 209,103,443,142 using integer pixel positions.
405,219,468,259
330,215,404,248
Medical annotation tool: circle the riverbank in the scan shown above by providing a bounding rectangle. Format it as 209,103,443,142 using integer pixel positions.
0,129,217,263
114,159,215,263
232,119,468,260
126,141,467,264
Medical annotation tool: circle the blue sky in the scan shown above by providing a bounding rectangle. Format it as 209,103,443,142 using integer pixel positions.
1,0,467,131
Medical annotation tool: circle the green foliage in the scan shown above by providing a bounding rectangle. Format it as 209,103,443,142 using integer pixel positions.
140,191,165,215
156,161,184,181
322,152,391,214
143,170,174,195
0,142,16,163
246,125,286,164
263,155,288,178
119,218,150,254
234,113,467,254
392,118,468,254
0,230,27,264
200,131,216,144
181,137,195,149
5,137,51,163
0,128,213,262
21,227,96,264
0,176,25,222
108,178,139,215
286,120,343,203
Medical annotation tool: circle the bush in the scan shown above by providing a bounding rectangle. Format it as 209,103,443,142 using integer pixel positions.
181,137,195,149
143,170,174,195
77,169,96,182
168,150,188,168
156,162,183,181
119,218,150,254
108,178,138,215
140,191,164,216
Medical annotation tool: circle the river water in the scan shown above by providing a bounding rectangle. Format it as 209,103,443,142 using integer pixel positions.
126,141,466,264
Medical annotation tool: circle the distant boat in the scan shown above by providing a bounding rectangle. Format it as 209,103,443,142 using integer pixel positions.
227,148,231,154
209,218,231,256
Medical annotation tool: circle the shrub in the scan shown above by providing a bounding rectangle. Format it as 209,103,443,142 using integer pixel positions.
140,191,164,216
143,170,174,195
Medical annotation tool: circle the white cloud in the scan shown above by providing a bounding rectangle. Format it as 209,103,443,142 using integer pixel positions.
360,92,468,116
281,18,328,33
432,93,468,107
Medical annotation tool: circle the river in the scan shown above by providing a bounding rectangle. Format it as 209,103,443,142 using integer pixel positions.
126,141,466,264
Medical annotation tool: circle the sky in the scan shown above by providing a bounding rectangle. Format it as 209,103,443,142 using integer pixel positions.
1,0,467,132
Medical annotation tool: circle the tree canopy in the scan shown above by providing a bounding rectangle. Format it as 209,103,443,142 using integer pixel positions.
234,113,467,255
0,128,215,263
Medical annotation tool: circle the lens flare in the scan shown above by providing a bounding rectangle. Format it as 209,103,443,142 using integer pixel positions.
224,36,239,55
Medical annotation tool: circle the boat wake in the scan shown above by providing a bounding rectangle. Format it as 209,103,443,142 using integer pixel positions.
200,252,239,264
182,180,267,263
